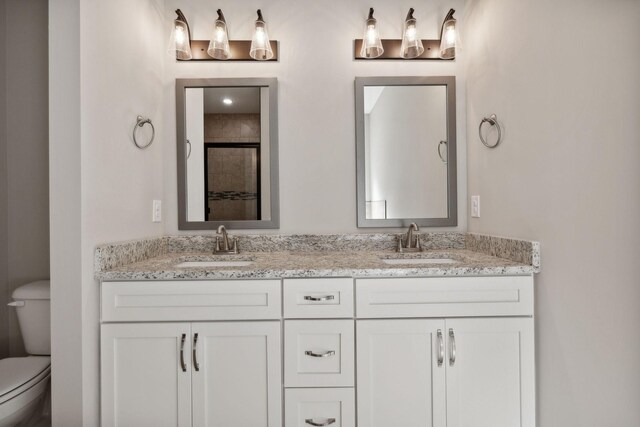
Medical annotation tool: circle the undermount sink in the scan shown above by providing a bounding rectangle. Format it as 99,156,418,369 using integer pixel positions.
381,258,459,265
175,261,254,268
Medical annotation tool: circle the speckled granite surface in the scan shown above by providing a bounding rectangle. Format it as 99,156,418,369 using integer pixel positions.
94,237,169,273
466,233,541,272
166,232,466,253
95,232,539,281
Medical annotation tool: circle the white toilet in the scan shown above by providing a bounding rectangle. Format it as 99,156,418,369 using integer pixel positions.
0,280,51,427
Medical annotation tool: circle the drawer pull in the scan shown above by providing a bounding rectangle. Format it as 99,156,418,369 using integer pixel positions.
305,418,336,426
179,333,187,372
193,333,200,372
305,350,336,358
304,295,335,302
437,329,444,367
449,328,456,366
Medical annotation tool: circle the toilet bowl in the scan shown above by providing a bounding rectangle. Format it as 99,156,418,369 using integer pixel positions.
0,280,51,427
0,357,50,427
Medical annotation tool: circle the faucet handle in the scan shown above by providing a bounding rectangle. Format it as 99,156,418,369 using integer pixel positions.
415,233,421,250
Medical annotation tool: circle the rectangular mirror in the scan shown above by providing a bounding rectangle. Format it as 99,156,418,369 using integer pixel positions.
176,78,279,229
355,76,457,227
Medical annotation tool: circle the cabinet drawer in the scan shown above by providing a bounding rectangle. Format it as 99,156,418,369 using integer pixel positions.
356,276,533,318
284,320,354,387
283,278,354,318
101,280,281,322
285,388,355,427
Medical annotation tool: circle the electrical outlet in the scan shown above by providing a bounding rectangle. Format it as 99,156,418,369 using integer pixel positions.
152,200,162,222
471,195,480,218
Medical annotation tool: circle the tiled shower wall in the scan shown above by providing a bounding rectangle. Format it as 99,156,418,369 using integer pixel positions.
204,113,260,142
204,114,260,220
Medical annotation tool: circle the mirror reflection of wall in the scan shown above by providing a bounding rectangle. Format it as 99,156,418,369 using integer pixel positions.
356,76,457,228
364,85,448,220
185,87,271,222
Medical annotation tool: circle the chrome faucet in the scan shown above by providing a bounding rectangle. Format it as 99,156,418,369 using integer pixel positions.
214,225,239,254
397,222,422,252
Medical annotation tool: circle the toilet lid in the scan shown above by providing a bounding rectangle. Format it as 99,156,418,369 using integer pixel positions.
0,357,50,399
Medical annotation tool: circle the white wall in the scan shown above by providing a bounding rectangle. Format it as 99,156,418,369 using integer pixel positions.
51,0,465,424
50,0,166,425
464,0,640,425
49,0,83,423
163,0,467,234
1,0,50,359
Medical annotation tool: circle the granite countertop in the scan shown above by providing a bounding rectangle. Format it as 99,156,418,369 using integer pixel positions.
96,236,539,281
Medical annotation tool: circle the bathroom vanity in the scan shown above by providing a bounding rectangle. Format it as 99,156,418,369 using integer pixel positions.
96,233,539,427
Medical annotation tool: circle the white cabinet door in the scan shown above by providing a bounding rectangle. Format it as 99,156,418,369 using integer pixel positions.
192,321,282,427
357,319,447,427
445,318,535,427
101,323,192,427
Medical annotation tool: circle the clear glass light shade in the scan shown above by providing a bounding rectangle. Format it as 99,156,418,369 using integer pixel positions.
439,18,458,59
250,22,274,60
400,18,424,59
168,19,192,60
208,20,231,60
360,18,383,58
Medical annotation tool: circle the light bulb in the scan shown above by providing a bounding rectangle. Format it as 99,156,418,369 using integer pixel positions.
366,25,376,44
215,26,226,43
444,25,456,44
254,28,265,43
175,27,186,45
223,98,233,105
405,25,417,41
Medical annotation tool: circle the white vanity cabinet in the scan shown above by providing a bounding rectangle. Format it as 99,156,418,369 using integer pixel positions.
100,274,536,427
100,280,282,427
355,276,536,427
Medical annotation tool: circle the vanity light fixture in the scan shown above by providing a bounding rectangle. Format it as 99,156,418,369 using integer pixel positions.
360,8,384,58
400,8,424,58
354,7,458,60
168,9,193,60
439,9,458,59
168,9,279,61
250,10,274,60
222,98,233,105
208,9,231,60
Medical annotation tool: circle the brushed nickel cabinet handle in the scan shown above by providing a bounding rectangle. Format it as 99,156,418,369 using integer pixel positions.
179,333,187,372
305,418,336,426
304,295,335,302
305,350,336,358
449,328,456,367
193,333,200,372
437,329,444,367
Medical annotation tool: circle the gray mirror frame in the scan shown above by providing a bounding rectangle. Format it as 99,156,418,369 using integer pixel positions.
176,78,280,230
355,76,457,228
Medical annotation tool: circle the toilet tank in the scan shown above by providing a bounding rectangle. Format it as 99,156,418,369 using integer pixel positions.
11,280,50,355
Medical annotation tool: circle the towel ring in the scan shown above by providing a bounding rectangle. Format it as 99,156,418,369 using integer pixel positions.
479,114,502,148
438,140,448,164
133,115,155,149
